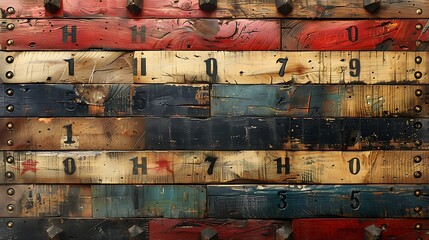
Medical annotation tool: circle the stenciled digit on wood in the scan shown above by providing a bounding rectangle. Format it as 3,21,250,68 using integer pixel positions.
0,19,280,51
2,0,428,18
0,117,426,150
1,151,426,184
282,19,428,51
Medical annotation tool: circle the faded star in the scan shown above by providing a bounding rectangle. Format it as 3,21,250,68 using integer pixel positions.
20,159,39,175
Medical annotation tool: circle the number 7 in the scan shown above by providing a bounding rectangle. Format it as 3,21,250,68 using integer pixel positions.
276,57,288,77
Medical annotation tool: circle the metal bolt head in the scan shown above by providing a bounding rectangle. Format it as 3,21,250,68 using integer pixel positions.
7,188,15,196
7,221,14,228
6,122,14,129
414,105,422,113
416,8,423,15
6,7,15,15
6,39,14,46
415,189,422,197
414,205,422,213
6,71,14,79
363,0,381,13
414,171,422,178
415,223,422,229
6,89,14,96
44,0,61,13
6,105,14,112
414,122,422,129
7,204,14,211
7,23,15,30
414,139,423,146
276,0,293,15
415,56,422,64
5,171,14,179
6,56,14,63
414,156,423,163
7,139,14,146
6,156,14,164
416,40,422,47
416,24,423,30
199,0,217,12
415,71,423,79
415,89,423,96
126,0,143,14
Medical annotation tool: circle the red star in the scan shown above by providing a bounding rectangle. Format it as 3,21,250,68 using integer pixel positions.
20,159,39,175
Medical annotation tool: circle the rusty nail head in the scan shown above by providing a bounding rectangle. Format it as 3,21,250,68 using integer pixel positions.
416,24,423,30
414,171,422,178
7,204,14,211
7,188,15,196
6,156,14,164
414,139,423,146
6,7,15,14
414,105,422,113
7,221,14,228
415,71,423,79
7,23,15,30
7,139,14,146
6,71,14,79
415,223,422,229
6,105,14,112
6,56,14,63
414,189,422,197
6,89,14,96
5,171,14,179
415,56,422,64
6,39,14,46
414,122,422,129
416,8,423,15
6,122,14,129
415,89,423,96
414,205,422,213
414,156,422,163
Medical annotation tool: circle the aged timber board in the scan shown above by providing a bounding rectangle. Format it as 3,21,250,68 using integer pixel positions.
92,185,206,218
0,84,209,117
149,219,291,240
2,51,427,84
133,51,428,84
293,218,429,240
0,218,149,240
211,85,429,118
282,19,429,51
207,185,429,218
0,184,91,217
1,151,427,184
0,117,426,150
1,0,428,19
0,19,280,51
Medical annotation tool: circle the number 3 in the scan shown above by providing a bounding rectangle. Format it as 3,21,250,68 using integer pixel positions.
277,190,287,210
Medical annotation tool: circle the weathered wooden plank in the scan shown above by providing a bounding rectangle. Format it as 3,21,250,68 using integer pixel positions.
0,51,134,84
0,218,149,240
211,85,429,118
1,151,427,184
293,218,429,240
282,19,429,51
0,84,209,117
207,185,429,218
149,219,291,240
0,117,427,150
0,185,91,217
92,185,206,218
2,0,428,18
134,51,428,84
0,19,280,51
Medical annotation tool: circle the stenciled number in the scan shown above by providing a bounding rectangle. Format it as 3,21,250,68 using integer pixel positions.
63,124,75,144
276,57,289,77
277,190,287,210
350,190,361,210
348,157,361,175
64,58,75,76
63,157,76,175
349,58,361,77
346,26,359,42
204,58,218,82
133,58,147,76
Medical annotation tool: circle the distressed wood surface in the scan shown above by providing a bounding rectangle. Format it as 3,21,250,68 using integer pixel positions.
0,84,209,117
0,185,91,217
0,19,280,51
211,85,429,118
0,218,149,240
0,51,134,84
149,219,291,240
92,185,206,218
2,0,429,18
134,51,428,84
1,151,427,184
207,185,429,218
282,19,429,51
0,117,426,150
293,218,429,240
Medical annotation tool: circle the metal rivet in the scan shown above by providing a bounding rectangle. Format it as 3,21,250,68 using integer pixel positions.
414,156,422,163
414,122,422,129
7,23,15,30
44,0,62,13
416,24,423,30
415,189,422,197
199,0,217,12
7,139,14,146
415,71,423,79
5,171,14,179
416,40,422,47
6,56,14,63
380,224,387,231
417,238,423,240
415,56,422,64
126,0,143,14
363,0,381,13
276,0,293,15
414,171,422,178
6,71,14,79
7,188,15,196
414,139,422,146
415,89,423,96
6,122,14,129
6,105,14,112
7,204,14,211
6,39,14,46
414,205,422,213
415,223,422,229
7,221,14,228
6,89,14,96
6,7,15,14
414,105,422,113
416,8,423,15
6,156,14,164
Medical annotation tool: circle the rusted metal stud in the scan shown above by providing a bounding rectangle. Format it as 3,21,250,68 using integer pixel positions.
6,156,14,164
7,139,14,146
414,105,422,113
415,71,423,79
276,0,293,15
201,227,219,240
6,56,14,63
416,8,423,15
414,139,422,146
6,89,14,96
415,89,423,96
44,0,61,13
416,24,423,30
5,171,14,180
199,0,217,12
46,224,64,239
6,122,14,129
364,224,381,240
7,23,15,30
414,171,422,178
416,40,422,47
7,204,14,211
6,71,14,79
415,189,422,197
6,105,14,112
128,224,145,238
7,221,14,228
414,205,422,213
414,122,422,129
7,188,15,196
415,223,422,230
6,39,14,46
414,156,422,163
415,56,422,64
6,7,15,15
126,0,143,14
363,0,381,13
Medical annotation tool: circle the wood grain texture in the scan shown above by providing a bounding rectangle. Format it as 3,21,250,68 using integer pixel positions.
134,51,428,84
211,85,429,117
1,151,427,184
0,185,91,217
0,218,149,240
0,84,209,117
2,0,429,18
0,19,280,51
149,219,291,240
92,185,206,218
293,218,429,240
0,51,134,84
0,117,427,150
282,19,429,51
207,185,429,218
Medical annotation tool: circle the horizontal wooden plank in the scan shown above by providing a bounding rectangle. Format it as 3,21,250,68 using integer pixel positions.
0,19,280,51
211,85,429,117
293,218,429,240
0,84,209,117
2,0,428,18
0,184,91,217
92,185,206,218
207,185,429,218
149,219,291,240
0,117,427,150
282,19,429,51
0,218,149,240
1,151,427,184
134,51,428,84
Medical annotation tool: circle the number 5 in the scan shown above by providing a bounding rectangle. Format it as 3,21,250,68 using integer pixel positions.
350,190,361,210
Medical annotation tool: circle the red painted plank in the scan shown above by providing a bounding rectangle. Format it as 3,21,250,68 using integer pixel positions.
282,19,429,51
0,19,280,51
293,219,428,240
